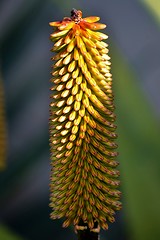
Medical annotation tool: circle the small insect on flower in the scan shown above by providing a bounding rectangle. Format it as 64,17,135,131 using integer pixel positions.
49,8,122,232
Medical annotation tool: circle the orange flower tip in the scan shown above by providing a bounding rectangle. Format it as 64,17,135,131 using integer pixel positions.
49,9,106,32
49,21,61,27
62,220,70,228
82,22,106,30
102,223,109,230
83,16,100,23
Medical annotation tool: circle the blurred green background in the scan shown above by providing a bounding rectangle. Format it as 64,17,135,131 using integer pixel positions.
0,0,160,239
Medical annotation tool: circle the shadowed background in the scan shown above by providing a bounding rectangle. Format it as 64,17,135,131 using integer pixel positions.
0,0,160,239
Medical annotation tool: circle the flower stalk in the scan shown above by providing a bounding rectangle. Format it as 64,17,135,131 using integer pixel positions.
49,8,121,239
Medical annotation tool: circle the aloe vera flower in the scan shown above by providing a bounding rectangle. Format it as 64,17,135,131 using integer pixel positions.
49,9,121,231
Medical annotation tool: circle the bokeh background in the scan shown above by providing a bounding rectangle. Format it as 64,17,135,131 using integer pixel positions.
0,0,160,239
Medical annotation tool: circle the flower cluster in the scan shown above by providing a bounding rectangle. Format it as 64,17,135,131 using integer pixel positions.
49,9,121,230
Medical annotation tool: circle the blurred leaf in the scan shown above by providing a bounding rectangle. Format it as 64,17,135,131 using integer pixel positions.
139,0,160,23
0,74,7,170
0,225,24,240
111,45,160,240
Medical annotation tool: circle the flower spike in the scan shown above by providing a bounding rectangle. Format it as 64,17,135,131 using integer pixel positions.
49,9,121,233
